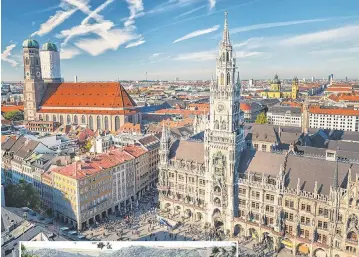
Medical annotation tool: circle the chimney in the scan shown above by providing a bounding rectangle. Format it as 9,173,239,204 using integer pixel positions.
74,75,78,82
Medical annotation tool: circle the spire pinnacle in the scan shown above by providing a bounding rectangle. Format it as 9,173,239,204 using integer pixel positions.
222,11,230,45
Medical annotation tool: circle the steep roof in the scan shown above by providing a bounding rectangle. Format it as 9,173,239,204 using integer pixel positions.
40,82,136,109
169,140,204,163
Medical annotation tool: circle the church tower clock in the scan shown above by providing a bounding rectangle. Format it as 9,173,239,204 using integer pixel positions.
204,12,245,233
23,38,45,121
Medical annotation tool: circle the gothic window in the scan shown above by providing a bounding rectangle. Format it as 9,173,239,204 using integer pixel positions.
74,115,78,124
222,52,225,61
104,116,109,130
25,57,29,65
347,231,358,243
67,115,71,124
60,115,64,124
97,116,101,130
53,115,56,122
227,72,230,85
215,120,219,129
36,58,39,66
81,115,86,124
89,116,93,130
45,115,49,121
220,73,224,85
226,52,229,62
221,120,226,130
115,116,120,131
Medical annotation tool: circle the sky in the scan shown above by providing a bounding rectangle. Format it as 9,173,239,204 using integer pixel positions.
1,0,359,81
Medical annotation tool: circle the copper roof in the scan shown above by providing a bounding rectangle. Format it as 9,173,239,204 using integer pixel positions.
40,82,136,109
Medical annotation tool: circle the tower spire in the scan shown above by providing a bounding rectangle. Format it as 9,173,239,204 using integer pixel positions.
222,11,230,45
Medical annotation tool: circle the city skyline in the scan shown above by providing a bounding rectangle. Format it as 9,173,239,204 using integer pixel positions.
1,0,359,81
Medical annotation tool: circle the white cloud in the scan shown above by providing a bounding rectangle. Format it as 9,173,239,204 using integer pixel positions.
152,53,163,57
125,39,146,48
236,51,263,58
1,44,18,67
280,25,359,46
76,29,139,55
147,0,200,14
310,46,359,55
173,25,220,43
81,0,115,25
209,0,216,10
31,8,77,36
124,0,144,28
231,18,334,35
176,5,205,19
60,46,81,59
149,55,171,64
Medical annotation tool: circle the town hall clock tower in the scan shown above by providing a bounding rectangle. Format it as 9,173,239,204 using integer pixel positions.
204,11,245,233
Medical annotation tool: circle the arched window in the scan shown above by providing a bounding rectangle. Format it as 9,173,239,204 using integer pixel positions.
74,115,78,124
226,52,229,62
115,116,120,131
25,57,29,65
104,116,109,131
89,116,93,130
67,115,71,124
227,72,230,85
222,52,225,61
45,115,49,121
81,115,86,124
53,115,56,122
36,58,39,66
60,115,64,124
220,73,224,85
97,116,101,130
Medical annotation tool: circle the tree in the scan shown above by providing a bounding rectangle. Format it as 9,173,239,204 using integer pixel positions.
84,140,92,152
3,111,24,121
21,244,38,257
255,112,267,124
5,179,40,210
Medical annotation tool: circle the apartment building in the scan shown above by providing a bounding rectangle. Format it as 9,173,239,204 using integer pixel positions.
267,106,302,127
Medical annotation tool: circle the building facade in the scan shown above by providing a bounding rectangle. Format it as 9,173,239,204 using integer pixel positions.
267,106,302,127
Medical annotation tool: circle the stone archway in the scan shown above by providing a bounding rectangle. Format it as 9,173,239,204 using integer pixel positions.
174,205,181,216
249,228,259,242
233,224,243,237
196,212,203,221
164,203,171,212
184,209,192,218
314,248,327,257
262,232,274,250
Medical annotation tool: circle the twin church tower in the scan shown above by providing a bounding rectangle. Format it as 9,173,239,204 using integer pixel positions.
22,39,61,121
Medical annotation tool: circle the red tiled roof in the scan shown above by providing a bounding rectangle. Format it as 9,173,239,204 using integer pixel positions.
38,109,137,115
1,105,24,113
325,87,352,92
123,145,147,158
40,82,136,109
240,103,251,111
309,106,359,116
329,94,359,102
118,122,141,133
53,149,135,179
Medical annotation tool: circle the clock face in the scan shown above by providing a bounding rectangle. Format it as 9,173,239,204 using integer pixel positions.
26,71,30,78
217,103,225,112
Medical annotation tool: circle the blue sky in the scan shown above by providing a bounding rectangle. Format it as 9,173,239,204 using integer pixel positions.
1,0,359,81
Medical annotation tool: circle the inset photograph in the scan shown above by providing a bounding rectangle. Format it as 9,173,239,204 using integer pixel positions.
20,241,238,257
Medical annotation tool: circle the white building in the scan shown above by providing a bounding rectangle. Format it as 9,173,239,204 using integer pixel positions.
267,106,302,127
308,107,359,132
40,42,62,82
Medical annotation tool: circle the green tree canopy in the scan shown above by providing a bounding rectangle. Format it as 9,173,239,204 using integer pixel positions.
255,112,268,124
5,179,40,210
3,110,24,121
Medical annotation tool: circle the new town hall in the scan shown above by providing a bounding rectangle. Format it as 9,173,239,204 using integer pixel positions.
158,13,359,257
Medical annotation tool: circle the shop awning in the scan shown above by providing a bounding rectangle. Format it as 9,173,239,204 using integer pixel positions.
281,239,292,248
298,245,309,254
